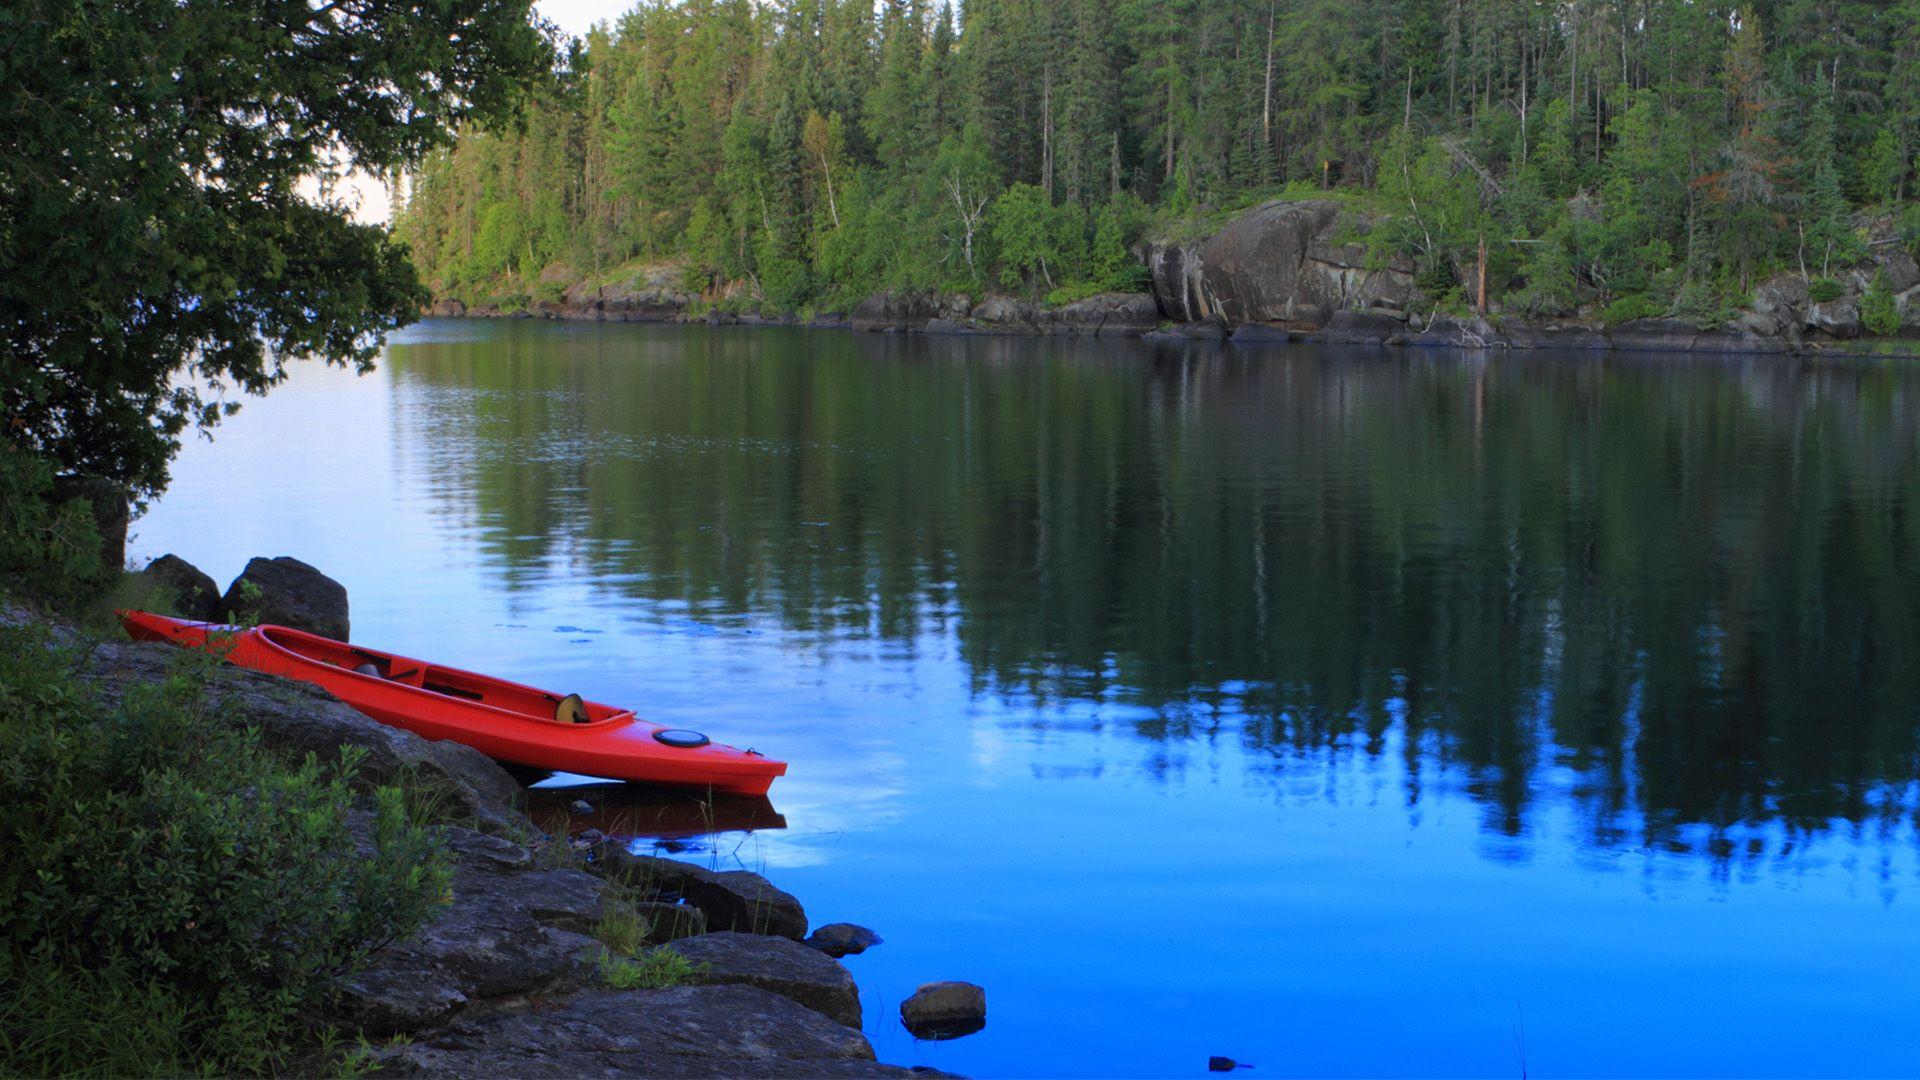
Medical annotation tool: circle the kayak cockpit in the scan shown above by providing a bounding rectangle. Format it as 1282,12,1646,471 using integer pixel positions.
257,625,633,727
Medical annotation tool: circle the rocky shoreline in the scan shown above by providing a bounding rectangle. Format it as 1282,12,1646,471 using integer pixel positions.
431,198,1920,360
57,555,975,1078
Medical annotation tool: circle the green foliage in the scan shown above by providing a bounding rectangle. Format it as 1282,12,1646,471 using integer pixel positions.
1862,270,1901,335
1602,294,1665,326
395,0,1920,324
0,449,105,605
597,947,700,991
3,0,556,496
1809,277,1846,303
0,629,453,1074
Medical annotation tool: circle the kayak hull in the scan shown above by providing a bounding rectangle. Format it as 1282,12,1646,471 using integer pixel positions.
119,611,786,796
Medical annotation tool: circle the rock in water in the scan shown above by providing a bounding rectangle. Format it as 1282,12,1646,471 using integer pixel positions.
807,922,883,958
670,932,863,1029
680,869,809,940
140,554,221,621
900,981,986,1040
221,555,349,638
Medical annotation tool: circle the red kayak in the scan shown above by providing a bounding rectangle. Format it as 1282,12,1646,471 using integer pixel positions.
119,611,786,796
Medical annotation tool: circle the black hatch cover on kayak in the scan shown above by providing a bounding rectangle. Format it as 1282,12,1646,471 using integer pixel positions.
653,728,711,748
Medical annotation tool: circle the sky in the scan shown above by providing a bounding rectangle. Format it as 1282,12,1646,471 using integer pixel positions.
310,0,629,226
537,0,628,38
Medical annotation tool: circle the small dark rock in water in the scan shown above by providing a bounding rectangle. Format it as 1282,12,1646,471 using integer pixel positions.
1209,1056,1254,1071
221,556,349,638
140,554,222,621
569,798,594,815
900,981,985,1040
807,922,883,958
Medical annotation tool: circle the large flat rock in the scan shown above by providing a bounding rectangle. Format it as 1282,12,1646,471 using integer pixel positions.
365,985,924,1078
671,932,862,1029
334,825,609,1033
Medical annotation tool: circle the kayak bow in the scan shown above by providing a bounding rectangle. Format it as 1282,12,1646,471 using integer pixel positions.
118,610,786,796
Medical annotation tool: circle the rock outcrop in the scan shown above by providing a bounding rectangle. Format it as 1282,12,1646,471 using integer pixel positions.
72,615,935,1078
1147,199,1416,326
671,932,864,1029
220,555,350,638
365,986,911,1077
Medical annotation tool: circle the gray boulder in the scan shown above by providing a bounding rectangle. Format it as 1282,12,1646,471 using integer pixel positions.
901,981,986,1041
1808,297,1863,339
1751,273,1809,334
363,986,910,1077
851,291,937,333
1147,200,1414,327
807,923,883,958
220,556,349,638
140,554,222,621
1044,292,1160,337
670,932,862,1029
681,869,809,940
970,295,1040,332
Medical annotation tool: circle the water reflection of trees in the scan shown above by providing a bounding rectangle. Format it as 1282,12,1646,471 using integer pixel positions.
388,325,1920,850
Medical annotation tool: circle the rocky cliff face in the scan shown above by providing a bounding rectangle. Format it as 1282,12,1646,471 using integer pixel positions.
1147,199,1417,326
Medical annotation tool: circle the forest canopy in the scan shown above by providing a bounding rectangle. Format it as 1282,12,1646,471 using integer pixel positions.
396,1,1920,323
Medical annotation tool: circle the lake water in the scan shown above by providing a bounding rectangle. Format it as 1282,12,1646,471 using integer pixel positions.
134,319,1920,1077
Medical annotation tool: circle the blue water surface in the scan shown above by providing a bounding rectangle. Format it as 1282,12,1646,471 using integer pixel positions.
133,319,1920,1077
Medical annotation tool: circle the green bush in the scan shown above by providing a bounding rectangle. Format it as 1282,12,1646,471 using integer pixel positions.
1808,277,1845,303
0,448,105,605
0,628,453,1074
1862,269,1901,336
1602,293,1664,326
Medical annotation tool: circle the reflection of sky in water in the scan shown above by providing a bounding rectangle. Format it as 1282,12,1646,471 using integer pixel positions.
134,323,1920,1077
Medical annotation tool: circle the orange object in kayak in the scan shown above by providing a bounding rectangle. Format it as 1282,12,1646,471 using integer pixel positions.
118,611,787,796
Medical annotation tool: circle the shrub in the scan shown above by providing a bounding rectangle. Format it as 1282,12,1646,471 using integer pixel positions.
1862,269,1901,336
1808,277,1845,303
0,448,105,605
1602,293,1664,326
597,947,700,991
0,628,452,1074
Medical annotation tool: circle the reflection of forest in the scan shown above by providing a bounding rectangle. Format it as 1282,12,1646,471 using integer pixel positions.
389,326,1920,849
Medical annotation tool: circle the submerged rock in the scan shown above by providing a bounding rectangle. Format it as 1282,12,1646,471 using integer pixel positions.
807,923,883,958
140,554,221,621
671,932,863,1029
220,555,349,638
901,981,986,1040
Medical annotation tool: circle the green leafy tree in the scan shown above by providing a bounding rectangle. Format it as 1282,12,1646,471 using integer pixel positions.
2,0,555,496
1862,269,1901,335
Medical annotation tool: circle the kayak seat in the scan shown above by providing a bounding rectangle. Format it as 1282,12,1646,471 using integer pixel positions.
353,661,382,677
555,692,591,724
